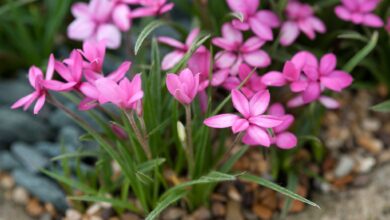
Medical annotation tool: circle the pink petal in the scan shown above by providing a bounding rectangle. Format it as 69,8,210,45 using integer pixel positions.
107,61,131,82
160,2,174,14
341,0,358,10
28,66,43,88
232,118,250,133
78,97,98,111
242,50,271,68
255,10,280,28
214,51,237,69
226,0,258,17
268,103,285,116
335,6,352,21
273,114,294,133
249,115,283,128
280,21,300,46
212,37,236,51
275,132,297,149
211,69,229,86
221,23,243,45
246,125,271,147
80,82,99,99
166,73,181,97
320,53,337,75
43,80,76,91
55,62,73,82
158,37,185,49
232,19,250,30
319,96,340,109
282,61,300,81
89,0,113,21
320,70,353,92
71,2,89,18
232,89,250,117
185,28,200,46
298,19,315,40
360,1,380,12
291,51,318,70
290,80,308,92
203,114,239,128
249,17,273,41
45,54,55,80
240,37,265,52
11,93,36,110
95,78,123,105
310,17,326,33
237,64,252,81
249,90,270,116
302,82,321,103
302,66,319,81
287,95,305,108
362,14,384,27
161,50,185,70
96,24,121,49
222,76,240,90
33,94,46,115
67,18,95,41
113,4,132,31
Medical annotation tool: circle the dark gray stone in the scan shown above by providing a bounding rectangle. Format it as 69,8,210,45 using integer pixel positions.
35,141,62,158
58,126,81,150
0,80,31,106
0,151,21,171
0,107,51,144
12,169,68,212
11,142,49,173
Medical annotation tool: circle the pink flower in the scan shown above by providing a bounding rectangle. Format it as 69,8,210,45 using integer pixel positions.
131,0,174,17
110,122,129,140
55,50,83,90
213,23,271,76
213,64,266,98
11,55,76,114
95,74,144,110
335,0,384,27
204,89,283,147
280,1,326,46
78,40,106,73
268,103,297,149
68,0,130,49
286,52,353,108
226,0,280,41
187,47,211,91
158,28,201,70
166,68,200,105
78,61,131,110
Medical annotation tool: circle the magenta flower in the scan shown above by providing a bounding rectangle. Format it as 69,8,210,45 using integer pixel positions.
335,0,384,27
95,74,144,110
280,1,326,46
187,47,211,91
286,52,353,108
55,50,83,90
131,0,174,17
158,28,201,70
78,40,106,73
226,0,280,41
11,55,76,114
68,0,130,49
268,103,297,149
166,68,200,105
204,89,283,147
213,23,271,76
213,64,266,98
78,61,131,110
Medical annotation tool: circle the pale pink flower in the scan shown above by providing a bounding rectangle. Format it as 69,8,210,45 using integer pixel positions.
55,50,83,90
95,74,144,110
280,1,326,46
166,68,200,105
286,52,353,108
213,23,271,76
78,40,106,73
68,0,130,49
226,0,280,41
158,28,201,70
213,64,266,98
335,0,384,27
78,61,131,110
131,0,174,17
204,89,283,147
268,103,297,149
11,55,76,114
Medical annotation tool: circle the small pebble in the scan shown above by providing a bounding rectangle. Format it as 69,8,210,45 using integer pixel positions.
0,174,15,190
26,198,44,217
161,207,186,220
12,187,29,205
192,207,211,220
211,202,226,217
228,186,242,202
226,200,244,220
357,157,376,173
65,209,82,220
334,156,355,178
252,203,273,219
362,118,381,132
87,203,101,216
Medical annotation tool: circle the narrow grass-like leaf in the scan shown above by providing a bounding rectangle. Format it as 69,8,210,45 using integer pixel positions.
239,173,320,208
137,158,166,173
337,31,368,42
342,31,378,73
41,170,96,195
146,190,188,220
135,20,167,55
51,151,98,161
371,100,390,112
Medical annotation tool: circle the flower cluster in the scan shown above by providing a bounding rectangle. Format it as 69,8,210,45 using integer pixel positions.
335,0,384,27
12,41,143,114
68,0,174,49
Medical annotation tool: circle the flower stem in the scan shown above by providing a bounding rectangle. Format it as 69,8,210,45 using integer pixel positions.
125,111,151,160
216,132,244,169
184,105,195,177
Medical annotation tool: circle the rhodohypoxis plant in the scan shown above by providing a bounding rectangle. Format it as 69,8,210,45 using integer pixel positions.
11,0,386,218
335,0,384,27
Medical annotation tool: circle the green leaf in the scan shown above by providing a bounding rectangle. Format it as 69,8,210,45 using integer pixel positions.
239,173,320,208
342,31,378,73
51,151,98,161
41,170,96,195
337,31,368,42
371,100,390,112
137,158,166,173
146,190,188,220
134,20,167,55
69,195,141,213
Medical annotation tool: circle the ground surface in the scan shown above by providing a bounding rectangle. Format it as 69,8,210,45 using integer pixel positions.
0,192,33,220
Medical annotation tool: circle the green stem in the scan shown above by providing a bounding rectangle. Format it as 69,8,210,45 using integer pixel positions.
125,111,152,159
185,105,195,177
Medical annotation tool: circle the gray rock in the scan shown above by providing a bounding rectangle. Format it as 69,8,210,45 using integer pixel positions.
0,80,31,106
11,142,49,173
334,156,355,178
12,169,68,212
0,107,51,144
35,142,62,158
58,126,81,150
0,151,21,171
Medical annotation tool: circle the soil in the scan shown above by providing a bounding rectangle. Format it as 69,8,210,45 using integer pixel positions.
0,191,34,220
